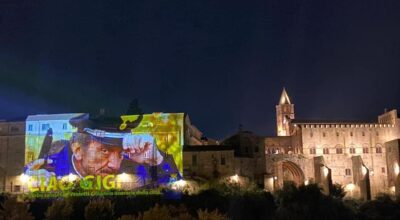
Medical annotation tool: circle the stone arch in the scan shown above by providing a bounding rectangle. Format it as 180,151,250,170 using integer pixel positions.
282,160,305,186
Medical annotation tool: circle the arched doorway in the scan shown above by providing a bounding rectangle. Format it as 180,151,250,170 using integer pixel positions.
282,161,305,186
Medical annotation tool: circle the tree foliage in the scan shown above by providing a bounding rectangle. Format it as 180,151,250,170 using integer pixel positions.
0,196,34,220
84,199,114,220
45,199,74,220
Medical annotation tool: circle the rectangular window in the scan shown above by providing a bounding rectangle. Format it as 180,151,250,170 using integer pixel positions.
322,132,326,137
350,132,353,137
363,148,369,154
345,169,351,176
376,147,382,153
41,123,50,131
310,132,313,138
336,148,343,154
376,131,379,136
382,167,385,173
62,123,68,130
10,126,19,132
336,132,339,137
28,124,33,131
362,131,365,136
309,148,316,154
323,148,329,154
192,155,197,166
350,148,356,154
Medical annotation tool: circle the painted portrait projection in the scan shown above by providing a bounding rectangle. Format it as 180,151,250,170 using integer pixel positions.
24,113,184,193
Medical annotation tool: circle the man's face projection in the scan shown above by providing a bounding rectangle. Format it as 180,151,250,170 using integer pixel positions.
76,139,124,177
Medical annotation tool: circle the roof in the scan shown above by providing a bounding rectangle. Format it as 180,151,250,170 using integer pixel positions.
291,119,377,125
279,88,291,105
183,145,235,152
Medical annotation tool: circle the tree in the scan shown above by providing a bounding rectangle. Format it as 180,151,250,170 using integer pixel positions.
126,99,143,115
84,199,114,220
197,209,228,220
45,199,73,220
330,183,346,199
0,196,34,220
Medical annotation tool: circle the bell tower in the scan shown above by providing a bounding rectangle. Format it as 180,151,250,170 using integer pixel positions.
276,88,295,136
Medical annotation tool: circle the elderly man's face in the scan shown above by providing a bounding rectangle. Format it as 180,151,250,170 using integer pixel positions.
74,140,124,177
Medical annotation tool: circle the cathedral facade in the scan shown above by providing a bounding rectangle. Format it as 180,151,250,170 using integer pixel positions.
264,89,400,199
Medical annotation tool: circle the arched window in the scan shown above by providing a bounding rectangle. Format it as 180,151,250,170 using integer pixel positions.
376,144,383,153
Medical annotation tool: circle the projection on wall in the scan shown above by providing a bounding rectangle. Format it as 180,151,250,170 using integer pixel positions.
23,113,184,194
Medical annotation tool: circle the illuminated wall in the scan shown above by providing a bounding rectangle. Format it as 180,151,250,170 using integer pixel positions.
23,113,184,193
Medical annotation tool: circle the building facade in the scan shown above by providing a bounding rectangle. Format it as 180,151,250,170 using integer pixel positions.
264,89,400,199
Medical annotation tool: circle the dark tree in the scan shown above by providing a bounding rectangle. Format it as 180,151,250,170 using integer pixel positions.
126,99,143,115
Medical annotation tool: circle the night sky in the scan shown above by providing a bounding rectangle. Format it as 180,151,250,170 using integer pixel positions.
1,0,400,140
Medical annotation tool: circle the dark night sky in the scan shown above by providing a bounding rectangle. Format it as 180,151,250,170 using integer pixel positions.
1,0,400,140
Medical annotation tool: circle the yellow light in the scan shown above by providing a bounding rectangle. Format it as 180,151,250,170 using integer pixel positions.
304,180,309,185
345,183,355,192
394,163,400,175
117,172,130,182
20,173,29,184
362,166,368,176
68,173,78,182
171,179,187,190
274,176,277,180
323,167,329,177
231,174,239,183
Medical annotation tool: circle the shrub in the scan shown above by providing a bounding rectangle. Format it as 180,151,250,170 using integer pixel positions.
84,199,114,220
45,199,74,220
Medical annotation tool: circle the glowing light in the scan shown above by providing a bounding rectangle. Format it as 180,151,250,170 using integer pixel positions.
323,167,329,177
230,174,239,183
171,179,187,190
345,183,355,192
68,173,78,182
20,173,29,184
394,163,400,175
304,180,309,185
274,176,277,180
362,166,368,176
117,172,130,182
390,186,396,194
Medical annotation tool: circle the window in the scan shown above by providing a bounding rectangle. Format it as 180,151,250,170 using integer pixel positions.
350,132,353,137
310,132,313,138
376,147,382,153
345,169,351,176
62,123,68,130
376,131,379,136
382,167,386,173
28,124,33,131
14,185,21,192
363,148,369,154
322,132,326,137
336,148,343,154
362,131,365,136
309,148,316,154
254,146,259,153
221,156,226,165
323,148,329,154
336,132,339,137
192,155,197,166
41,123,50,131
10,126,19,132
350,148,356,154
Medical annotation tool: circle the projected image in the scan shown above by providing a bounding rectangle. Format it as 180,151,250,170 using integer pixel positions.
24,113,184,192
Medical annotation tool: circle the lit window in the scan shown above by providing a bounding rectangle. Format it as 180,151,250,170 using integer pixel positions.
28,124,33,131
62,123,68,130
345,169,351,176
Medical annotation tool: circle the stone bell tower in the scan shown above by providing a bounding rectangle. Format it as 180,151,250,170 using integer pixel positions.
276,88,295,136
